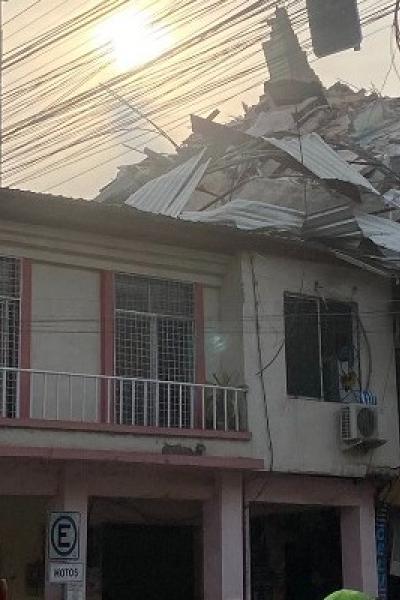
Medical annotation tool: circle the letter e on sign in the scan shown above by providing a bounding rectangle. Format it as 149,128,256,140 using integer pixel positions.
48,512,80,560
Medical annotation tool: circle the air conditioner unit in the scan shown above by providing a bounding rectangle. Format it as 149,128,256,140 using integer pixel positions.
340,404,386,451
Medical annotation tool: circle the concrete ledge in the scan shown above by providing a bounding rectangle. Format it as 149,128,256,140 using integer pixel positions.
0,443,264,471
0,417,251,441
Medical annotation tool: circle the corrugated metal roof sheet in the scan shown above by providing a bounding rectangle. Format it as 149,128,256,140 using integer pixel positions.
246,109,295,137
304,207,400,275
182,199,304,232
356,214,400,254
302,204,360,240
384,189,400,209
125,150,209,217
304,207,400,250
264,132,378,194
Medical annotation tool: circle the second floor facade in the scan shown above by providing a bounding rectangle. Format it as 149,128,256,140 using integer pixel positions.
0,188,398,477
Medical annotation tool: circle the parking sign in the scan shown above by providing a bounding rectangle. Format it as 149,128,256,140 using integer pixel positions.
48,512,80,561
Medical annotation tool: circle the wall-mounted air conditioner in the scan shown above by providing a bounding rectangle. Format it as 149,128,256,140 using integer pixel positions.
340,404,386,451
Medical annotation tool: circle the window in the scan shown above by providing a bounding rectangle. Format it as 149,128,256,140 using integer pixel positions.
115,274,195,426
0,257,20,417
284,294,359,402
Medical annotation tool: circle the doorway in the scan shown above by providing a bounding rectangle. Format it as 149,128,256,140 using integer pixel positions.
250,506,342,600
102,524,195,600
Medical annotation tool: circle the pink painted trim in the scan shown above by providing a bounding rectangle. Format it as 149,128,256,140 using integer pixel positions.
100,270,114,422
0,443,263,470
19,259,32,419
194,283,206,427
0,417,251,441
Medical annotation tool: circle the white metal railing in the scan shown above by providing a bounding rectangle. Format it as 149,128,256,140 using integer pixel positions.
0,367,248,433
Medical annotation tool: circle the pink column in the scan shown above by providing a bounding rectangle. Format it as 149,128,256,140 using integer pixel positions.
203,472,243,600
341,497,378,596
45,464,89,600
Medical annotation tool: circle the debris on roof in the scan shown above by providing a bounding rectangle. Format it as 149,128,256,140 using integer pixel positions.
356,214,400,255
384,189,400,209
262,6,326,107
97,152,176,205
302,204,360,241
93,6,400,278
182,200,304,232
125,150,210,217
264,133,379,194
245,108,295,137
302,206,400,275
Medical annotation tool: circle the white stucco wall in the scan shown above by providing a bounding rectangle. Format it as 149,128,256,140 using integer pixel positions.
203,257,245,387
1,222,399,476
219,257,245,387
203,286,222,383
242,251,400,476
30,262,100,421
31,263,100,374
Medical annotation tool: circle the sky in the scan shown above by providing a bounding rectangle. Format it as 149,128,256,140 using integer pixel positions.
3,0,399,199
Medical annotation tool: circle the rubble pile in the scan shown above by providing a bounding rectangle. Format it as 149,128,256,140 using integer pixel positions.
96,7,400,277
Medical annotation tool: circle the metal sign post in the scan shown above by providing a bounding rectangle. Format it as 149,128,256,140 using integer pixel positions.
65,583,84,600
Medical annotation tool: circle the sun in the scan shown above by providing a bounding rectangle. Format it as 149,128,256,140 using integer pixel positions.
95,7,172,71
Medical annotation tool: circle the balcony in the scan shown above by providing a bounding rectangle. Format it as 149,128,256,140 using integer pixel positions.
0,367,248,436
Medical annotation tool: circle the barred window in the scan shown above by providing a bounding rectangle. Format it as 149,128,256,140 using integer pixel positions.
115,274,195,427
0,257,20,418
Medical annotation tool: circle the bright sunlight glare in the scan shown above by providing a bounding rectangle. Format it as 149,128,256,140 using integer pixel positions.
95,7,172,71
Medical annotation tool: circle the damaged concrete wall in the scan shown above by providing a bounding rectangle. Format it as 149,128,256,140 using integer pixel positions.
241,251,400,476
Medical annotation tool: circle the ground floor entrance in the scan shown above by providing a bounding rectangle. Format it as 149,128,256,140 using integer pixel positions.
0,458,380,600
102,525,195,600
251,507,342,600
86,497,202,600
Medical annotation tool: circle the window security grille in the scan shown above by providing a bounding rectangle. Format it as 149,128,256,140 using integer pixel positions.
115,274,195,427
284,294,359,402
0,258,20,417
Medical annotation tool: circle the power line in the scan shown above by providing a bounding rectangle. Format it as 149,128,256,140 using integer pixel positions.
3,0,43,26
2,0,396,193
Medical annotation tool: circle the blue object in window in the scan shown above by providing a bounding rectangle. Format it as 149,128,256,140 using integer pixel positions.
360,390,377,406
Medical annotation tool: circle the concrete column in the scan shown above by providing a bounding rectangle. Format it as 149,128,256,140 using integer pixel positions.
341,498,378,596
45,464,89,600
203,472,243,600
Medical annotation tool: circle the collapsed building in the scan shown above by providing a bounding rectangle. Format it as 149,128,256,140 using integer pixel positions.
95,6,400,597
2,6,400,600
97,7,400,281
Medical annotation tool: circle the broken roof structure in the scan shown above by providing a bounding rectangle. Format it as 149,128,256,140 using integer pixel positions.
262,6,326,107
125,150,210,217
95,6,400,279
